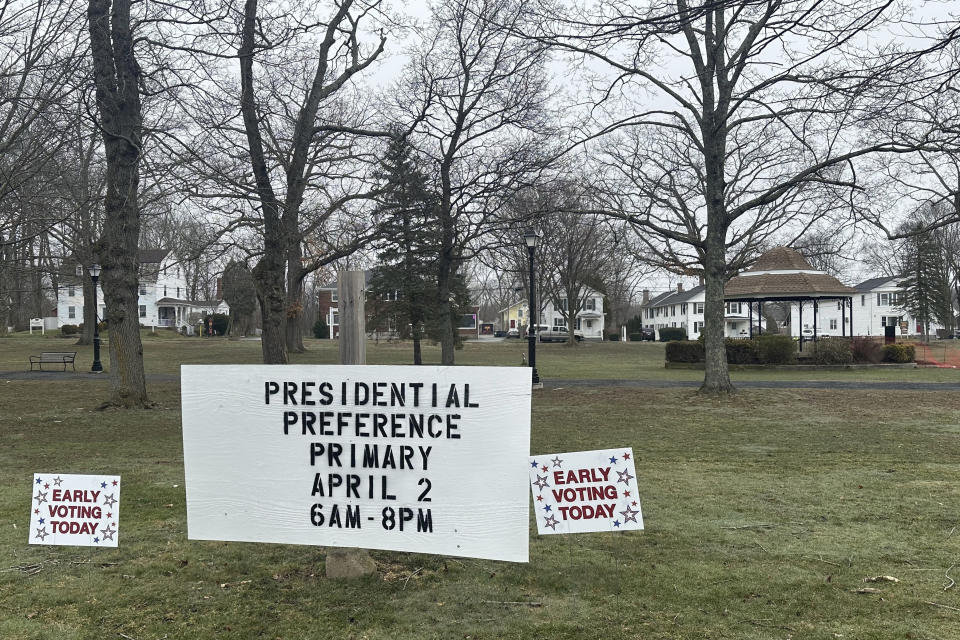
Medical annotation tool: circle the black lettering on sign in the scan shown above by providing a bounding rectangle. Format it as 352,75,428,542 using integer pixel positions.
417,477,432,502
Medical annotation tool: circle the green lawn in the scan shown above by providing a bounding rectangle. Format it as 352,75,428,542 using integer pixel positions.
1,338,960,638
2,332,959,383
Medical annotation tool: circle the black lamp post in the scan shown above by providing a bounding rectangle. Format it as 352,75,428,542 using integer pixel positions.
88,264,103,373
523,228,541,386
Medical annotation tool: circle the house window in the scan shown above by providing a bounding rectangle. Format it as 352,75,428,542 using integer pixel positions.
829,318,837,330
68,286,75,296
681,303,687,314
861,295,865,306
837,301,841,311
176,287,180,297
139,285,146,295
586,320,593,328
725,302,741,315
68,306,76,319
584,298,596,311
331,290,338,303
693,321,703,334
553,317,565,329
576,318,582,330
518,308,524,318
164,285,167,296
139,305,147,318
695,302,704,314
75,265,83,276
670,304,676,315
877,293,889,306
890,292,902,306
332,313,339,325
881,316,901,327
559,298,568,312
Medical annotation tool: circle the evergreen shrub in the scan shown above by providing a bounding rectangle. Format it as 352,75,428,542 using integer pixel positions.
756,334,796,364
313,319,329,339
724,338,758,364
882,343,915,363
665,340,705,363
658,327,687,342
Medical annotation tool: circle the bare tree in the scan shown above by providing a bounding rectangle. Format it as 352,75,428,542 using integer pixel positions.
532,0,930,392
88,0,149,407
402,0,554,364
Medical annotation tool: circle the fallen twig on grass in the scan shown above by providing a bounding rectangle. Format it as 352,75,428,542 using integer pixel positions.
926,601,960,612
720,523,774,530
944,564,955,592
480,601,542,607
402,568,421,590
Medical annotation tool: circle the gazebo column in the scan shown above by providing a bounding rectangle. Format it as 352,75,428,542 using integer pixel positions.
814,299,819,341
842,298,846,337
798,301,803,352
848,297,853,338
758,300,763,336
749,302,753,338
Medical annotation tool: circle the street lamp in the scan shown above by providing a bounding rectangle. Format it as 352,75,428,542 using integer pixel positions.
88,264,103,373
523,228,541,386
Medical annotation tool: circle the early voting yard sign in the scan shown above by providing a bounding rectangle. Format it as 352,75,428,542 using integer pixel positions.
181,365,531,562
529,448,643,534
28,473,121,547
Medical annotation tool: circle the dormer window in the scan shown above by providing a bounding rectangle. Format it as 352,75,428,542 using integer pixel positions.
75,265,83,276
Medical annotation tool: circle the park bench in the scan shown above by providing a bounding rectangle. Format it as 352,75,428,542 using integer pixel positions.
29,352,77,371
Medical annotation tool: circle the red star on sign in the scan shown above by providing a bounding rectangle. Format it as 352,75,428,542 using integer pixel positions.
632,501,637,506
624,490,631,497
623,452,631,460
535,495,543,502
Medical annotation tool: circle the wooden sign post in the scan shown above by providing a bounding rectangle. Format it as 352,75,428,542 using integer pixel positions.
331,270,375,577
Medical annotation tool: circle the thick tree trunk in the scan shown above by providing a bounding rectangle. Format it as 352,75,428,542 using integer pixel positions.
284,252,305,353
413,337,422,365
88,0,149,407
254,260,287,364
700,236,734,394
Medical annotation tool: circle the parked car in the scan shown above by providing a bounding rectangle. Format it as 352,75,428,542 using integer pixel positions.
493,330,507,337
640,327,655,341
505,328,520,338
537,326,584,343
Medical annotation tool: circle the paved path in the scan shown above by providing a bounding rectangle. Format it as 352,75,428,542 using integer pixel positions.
2,370,957,391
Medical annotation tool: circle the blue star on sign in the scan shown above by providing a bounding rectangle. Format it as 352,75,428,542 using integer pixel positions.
35,477,42,485
93,537,99,544
38,518,44,524
530,460,538,468
543,504,552,512
609,456,618,464
613,520,621,528
100,481,107,489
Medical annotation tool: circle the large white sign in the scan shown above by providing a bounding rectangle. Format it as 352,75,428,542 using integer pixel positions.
181,365,532,562
529,448,643,534
29,473,121,547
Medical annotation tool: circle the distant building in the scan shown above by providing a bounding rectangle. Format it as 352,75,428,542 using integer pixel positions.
498,287,606,340
56,249,227,330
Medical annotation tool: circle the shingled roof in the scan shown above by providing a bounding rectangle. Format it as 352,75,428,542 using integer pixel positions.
725,247,857,299
139,248,170,264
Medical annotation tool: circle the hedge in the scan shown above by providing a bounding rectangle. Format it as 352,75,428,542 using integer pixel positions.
882,343,915,363
665,340,705,363
60,324,79,336
813,337,853,365
755,334,796,364
658,327,687,342
724,339,758,364
313,319,329,339
628,333,644,342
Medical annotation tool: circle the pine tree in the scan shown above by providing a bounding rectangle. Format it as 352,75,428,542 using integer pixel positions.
898,222,952,341
368,136,443,364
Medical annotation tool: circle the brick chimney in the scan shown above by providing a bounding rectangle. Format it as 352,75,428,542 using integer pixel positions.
698,275,704,286
216,277,223,300
642,289,649,305
677,282,683,293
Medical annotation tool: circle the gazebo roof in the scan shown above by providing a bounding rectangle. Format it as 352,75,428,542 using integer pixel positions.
725,247,857,299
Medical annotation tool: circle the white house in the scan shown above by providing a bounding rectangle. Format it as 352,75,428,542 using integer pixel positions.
640,284,753,338
789,276,948,338
499,287,606,340
57,249,227,330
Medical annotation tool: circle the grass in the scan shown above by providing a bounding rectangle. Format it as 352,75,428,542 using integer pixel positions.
1,339,960,638
2,331,959,383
